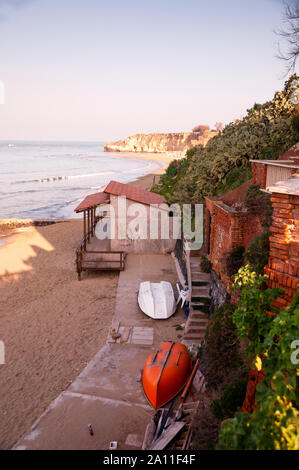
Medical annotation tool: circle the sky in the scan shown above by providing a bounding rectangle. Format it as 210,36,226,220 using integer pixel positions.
0,0,297,142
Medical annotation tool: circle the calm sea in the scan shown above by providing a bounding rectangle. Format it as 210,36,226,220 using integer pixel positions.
0,141,163,219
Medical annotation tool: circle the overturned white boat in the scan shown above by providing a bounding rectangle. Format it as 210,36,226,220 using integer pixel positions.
138,281,176,319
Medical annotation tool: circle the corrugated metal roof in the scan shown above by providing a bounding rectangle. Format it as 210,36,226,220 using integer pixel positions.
104,180,166,206
74,192,110,212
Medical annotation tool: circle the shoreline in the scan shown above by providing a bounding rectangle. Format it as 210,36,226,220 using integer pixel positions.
0,150,173,237
0,150,175,449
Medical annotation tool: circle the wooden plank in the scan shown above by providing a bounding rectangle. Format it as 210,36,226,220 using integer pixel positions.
142,419,156,450
149,422,186,450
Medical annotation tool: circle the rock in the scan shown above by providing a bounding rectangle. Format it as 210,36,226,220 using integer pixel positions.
210,270,230,311
104,131,217,154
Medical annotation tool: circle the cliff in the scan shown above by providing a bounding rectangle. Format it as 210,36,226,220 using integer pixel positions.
104,131,217,153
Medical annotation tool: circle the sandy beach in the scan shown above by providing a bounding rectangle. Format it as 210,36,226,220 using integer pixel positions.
0,152,173,449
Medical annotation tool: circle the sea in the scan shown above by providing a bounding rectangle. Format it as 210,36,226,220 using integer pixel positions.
0,141,163,220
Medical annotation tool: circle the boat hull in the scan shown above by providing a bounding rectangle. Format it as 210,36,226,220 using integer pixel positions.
142,342,192,409
138,281,176,319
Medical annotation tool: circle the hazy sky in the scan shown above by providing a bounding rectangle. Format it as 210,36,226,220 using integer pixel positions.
0,0,297,142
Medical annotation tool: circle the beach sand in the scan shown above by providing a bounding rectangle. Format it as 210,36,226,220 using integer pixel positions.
0,153,172,449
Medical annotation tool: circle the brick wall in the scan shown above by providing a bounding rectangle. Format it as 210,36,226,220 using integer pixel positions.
205,199,262,293
251,162,267,188
264,192,299,308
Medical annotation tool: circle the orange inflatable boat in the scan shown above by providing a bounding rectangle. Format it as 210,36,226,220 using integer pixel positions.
142,342,192,408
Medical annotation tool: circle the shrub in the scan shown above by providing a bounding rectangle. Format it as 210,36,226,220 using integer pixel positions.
244,184,273,229
201,303,248,390
245,231,270,275
155,74,299,205
211,379,248,420
200,255,212,273
217,288,299,450
226,246,245,277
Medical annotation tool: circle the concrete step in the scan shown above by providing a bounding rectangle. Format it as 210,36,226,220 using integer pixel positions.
190,272,211,281
189,311,209,320
192,281,209,287
191,290,210,299
185,325,207,335
192,285,210,293
190,257,202,263
183,334,205,341
187,320,209,329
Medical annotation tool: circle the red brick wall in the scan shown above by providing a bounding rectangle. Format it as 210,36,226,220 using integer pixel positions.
251,162,267,188
264,192,299,308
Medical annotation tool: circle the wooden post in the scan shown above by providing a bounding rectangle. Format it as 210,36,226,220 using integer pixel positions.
84,211,87,249
88,209,90,242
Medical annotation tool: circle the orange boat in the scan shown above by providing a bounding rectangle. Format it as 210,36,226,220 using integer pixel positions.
142,342,192,408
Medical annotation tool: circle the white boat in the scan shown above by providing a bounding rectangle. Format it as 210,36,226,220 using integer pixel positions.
138,281,176,319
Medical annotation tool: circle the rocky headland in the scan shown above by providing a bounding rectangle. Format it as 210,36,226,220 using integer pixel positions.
104,131,217,153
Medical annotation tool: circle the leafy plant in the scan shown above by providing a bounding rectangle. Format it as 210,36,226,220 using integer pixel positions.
200,255,212,273
244,184,273,229
232,265,282,357
217,284,299,450
245,231,270,275
226,246,245,277
211,379,247,420
155,75,299,205
201,303,248,390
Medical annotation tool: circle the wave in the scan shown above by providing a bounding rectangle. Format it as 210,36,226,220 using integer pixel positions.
12,171,115,185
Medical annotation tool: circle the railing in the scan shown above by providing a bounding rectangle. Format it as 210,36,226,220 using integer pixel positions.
76,216,125,280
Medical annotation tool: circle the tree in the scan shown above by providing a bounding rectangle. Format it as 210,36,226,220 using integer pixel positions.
192,124,210,133
215,122,223,132
277,1,299,74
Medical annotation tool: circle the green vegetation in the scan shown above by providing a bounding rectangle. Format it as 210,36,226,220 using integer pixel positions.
217,269,299,450
211,379,248,420
226,246,245,277
200,255,212,273
191,303,248,450
153,75,299,204
245,231,270,275
244,184,273,229
201,303,248,390
232,265,282,357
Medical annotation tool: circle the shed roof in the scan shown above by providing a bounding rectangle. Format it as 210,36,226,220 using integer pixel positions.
74,192,110,213
249,159,299,169
104,180,166,206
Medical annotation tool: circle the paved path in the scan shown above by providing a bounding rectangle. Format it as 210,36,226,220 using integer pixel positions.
14,254,185,450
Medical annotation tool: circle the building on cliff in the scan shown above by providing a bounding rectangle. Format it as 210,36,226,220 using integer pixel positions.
204,144,299,306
